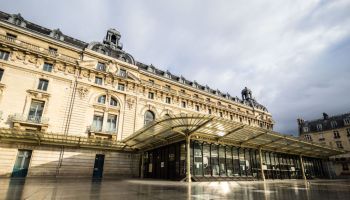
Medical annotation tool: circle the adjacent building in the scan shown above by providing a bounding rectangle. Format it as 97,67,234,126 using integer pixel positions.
0,11,343,181
298,113,350,178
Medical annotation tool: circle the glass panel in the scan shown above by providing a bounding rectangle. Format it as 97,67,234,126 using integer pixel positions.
38,79,48,91
232,147,240,176
110,98,118,106
226,147,233,177
92,115,103,131
245,149,252,176
239,148,245,176
211,144,219,176
193,142,202,176
106,114,117,132
28,100,45,123
219,146,226,176
98,95,106,104
144,111,155,125
203,143,211,177
0,69,3,81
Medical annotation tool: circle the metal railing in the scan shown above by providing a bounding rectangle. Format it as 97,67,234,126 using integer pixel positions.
9,113,49,124
88,125,117,134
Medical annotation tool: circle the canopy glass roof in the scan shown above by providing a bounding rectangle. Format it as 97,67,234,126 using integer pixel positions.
123,114,344,158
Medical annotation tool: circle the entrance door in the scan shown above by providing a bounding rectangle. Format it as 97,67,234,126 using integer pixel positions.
12,150,32,177
93,154,105,178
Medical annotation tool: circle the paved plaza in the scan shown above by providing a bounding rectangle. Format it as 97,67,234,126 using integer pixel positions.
1,178,350,200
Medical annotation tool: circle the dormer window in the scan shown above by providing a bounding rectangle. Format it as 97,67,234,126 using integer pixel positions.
344,118,350,125
303,127,309,133
6,33,17,40
119,69,127,77
316,124,322,131
96,62,106,72
304,134,312,141
48,47,57,55
331,121,337,128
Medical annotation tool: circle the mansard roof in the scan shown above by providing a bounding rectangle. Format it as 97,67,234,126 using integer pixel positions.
300,112,350,133
0,10,269,112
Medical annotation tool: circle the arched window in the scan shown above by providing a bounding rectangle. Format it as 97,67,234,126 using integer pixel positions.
144,110,155,125
97,95,106,104
110,97,118,106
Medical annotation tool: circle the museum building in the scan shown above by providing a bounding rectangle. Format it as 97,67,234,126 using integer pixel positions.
0,11,343,181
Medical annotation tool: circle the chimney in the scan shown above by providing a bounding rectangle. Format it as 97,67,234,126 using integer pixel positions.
323,113,329,120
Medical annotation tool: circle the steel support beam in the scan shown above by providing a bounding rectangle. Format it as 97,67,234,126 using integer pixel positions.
300,155,307,180
259,148,265,181
186,134,191,183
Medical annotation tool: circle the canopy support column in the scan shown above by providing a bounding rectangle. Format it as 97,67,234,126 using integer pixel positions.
259,148,265,181
140,152,144,179
300,155,307,180
186,134,191,183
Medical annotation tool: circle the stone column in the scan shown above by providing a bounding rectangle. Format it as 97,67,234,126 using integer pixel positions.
186,135,191,183
259,148,265,181
299,155,307,180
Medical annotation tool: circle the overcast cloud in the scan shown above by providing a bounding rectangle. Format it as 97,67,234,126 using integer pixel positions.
1,0,350,135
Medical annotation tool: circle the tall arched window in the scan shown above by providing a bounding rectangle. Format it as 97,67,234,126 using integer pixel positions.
97,95,106,104
144,110,155,125
110,97,118,106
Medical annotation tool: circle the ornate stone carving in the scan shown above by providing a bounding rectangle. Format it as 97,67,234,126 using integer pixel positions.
0,83,6,95
127,98,135,109
27,89,50,100
36,58,44,68
26,54,37,64
11,51,25,61
105,77,112,85
77,86,89,99
55,62,65,72
66,65,75,74
78,60,98,70
107,61,117,73
80,69,90,78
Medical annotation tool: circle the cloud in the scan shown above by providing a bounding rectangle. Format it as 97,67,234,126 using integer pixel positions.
1,0,350,135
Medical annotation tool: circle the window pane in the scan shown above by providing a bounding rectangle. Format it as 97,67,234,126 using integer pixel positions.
219,146,226,176
110,98,118,106
28,100,45,122
144,111,155,125
193,142,203,176
211,145,219,176
38,79,48,91
0,68,3,81
107,114,117,132
97,95,106,104
43,63,53,72
92,115,103,131
203,144,211,176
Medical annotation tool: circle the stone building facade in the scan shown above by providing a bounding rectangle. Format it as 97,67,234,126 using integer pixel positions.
298,113,350,178
0,11,274,178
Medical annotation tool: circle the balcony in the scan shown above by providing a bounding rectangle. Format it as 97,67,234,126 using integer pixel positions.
88,125,117,140
0,34,76,63
140,79,161,89
9,114,49,131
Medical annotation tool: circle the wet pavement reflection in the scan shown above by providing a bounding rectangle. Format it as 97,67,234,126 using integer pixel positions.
1,178,350,200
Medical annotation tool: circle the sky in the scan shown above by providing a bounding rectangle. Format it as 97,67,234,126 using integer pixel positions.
1,0,350,135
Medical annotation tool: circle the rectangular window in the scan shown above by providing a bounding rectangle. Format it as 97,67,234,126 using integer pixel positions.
303,127,309,132
96,62,106,71
37,79,49,91
92,114,103,132
148,92,154,99
95,77,103,85
334,130,340,139
119,69,127,77
347,128,350,137
165,97,171,104
0,50,10,61
28,100,45,123
336,141,343,149
230,115,233,120
117,83,125,91
106,114,117,132
43,62,53,72
208,109,212,114
0,68,4,81
181,101,186,108
219,112,223,117
344,118,350,125
331,121,337,128
195,105,199,111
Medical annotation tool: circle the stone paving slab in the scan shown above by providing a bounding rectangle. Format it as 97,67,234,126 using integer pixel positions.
1,178,350,200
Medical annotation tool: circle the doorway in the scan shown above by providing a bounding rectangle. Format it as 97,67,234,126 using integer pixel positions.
12,149,32,177
93,154,105,178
